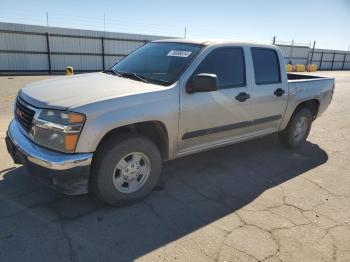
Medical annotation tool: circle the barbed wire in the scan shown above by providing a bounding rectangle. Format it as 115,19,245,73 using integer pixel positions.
0,8,314,46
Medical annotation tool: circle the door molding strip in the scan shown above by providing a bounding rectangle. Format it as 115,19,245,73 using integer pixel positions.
182,114,282,140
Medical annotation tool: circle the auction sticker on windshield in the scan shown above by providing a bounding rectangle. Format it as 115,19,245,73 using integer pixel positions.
167,50,192,57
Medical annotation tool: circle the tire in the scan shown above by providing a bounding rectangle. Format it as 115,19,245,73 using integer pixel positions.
278,108,313,149
90,133,162,206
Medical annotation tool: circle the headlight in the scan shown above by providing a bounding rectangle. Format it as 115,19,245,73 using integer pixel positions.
32,109,86,153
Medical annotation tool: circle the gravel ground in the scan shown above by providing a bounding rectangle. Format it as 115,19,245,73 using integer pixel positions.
0,71,349,262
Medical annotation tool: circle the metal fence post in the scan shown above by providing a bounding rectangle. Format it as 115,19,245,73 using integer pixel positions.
319,52,324,70
309,41,316,65
341,53,346,70
46,32,52,74
331,52,336,70
101,37,105,71
290,40,295,64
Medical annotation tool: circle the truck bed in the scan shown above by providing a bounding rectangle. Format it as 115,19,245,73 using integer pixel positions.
287,73,327,82
286,72,335,119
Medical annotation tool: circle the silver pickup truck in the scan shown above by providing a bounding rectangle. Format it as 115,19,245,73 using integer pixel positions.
6,39,335,205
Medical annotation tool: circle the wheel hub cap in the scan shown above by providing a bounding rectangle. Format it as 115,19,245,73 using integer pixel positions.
123,162,141,180
293,116,308,141
113,152,151,194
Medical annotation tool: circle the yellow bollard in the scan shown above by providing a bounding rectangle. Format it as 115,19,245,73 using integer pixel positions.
285,64,293,72
306,64,317,72
293,64,306,72
66,66,74,75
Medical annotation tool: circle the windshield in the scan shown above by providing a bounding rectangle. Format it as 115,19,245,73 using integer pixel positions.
111,42,202,86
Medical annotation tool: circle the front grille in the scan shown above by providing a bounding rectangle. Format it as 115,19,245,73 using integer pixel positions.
15,97,35,133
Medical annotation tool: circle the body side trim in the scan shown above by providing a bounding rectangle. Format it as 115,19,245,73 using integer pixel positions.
182,114,282,140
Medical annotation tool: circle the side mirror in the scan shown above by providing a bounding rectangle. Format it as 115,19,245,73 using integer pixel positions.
186,73,218,93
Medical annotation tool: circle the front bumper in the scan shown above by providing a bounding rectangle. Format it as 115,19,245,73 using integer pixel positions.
6,120,93,195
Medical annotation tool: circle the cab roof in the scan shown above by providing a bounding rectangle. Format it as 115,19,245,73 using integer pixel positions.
153,38,276,49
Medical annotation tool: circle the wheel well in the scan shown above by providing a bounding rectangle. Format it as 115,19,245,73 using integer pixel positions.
97,121,169,160
294,99,320,119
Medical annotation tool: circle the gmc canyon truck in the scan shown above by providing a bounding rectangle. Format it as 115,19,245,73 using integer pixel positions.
6,39,335,205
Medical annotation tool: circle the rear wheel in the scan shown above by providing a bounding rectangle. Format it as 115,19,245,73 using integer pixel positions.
279,108,313,149
90,133,162,206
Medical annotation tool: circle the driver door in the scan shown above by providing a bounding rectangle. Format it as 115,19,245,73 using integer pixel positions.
178,46,253,154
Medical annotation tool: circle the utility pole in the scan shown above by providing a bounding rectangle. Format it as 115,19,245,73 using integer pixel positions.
103,13,106,35
45,11,52,74
272,36,276,45
45,12,49,27
102,13,106,71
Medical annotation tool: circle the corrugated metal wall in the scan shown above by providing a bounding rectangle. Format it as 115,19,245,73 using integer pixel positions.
278,44,310,65
277,44,350,70
308,49,350,70
0,22,349,73
0,22,169,73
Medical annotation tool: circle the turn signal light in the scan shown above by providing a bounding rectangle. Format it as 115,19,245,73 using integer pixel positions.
68,113,85,124
64,134,79,152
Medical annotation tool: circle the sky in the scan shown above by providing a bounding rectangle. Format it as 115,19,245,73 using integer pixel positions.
1,0,349,51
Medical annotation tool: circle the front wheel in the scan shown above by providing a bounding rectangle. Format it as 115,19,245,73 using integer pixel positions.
279,108,313,149
90,133,162,206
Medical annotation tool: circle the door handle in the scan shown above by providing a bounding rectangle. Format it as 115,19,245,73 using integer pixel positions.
274,88,285,97
235,92,250,102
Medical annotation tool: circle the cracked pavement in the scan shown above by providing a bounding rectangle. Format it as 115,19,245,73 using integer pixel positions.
0,71,349,262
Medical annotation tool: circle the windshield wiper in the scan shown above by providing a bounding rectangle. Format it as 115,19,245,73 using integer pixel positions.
106,69,168,85
143,77,169,85
115,71,149,83
103,69,121,76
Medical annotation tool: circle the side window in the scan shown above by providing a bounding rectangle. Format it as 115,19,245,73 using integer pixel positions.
194,47,245,89
251,48,281,85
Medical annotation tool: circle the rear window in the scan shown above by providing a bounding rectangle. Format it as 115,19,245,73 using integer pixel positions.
251,48,281,85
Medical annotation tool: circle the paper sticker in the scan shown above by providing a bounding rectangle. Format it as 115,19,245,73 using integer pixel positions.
167,50,192,57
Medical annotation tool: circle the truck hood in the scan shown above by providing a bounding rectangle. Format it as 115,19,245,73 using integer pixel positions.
19,72,165,110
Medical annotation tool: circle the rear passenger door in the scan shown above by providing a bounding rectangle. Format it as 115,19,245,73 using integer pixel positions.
248,47,288,131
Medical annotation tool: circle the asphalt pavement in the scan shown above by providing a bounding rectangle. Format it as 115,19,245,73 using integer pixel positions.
0,71,349,262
